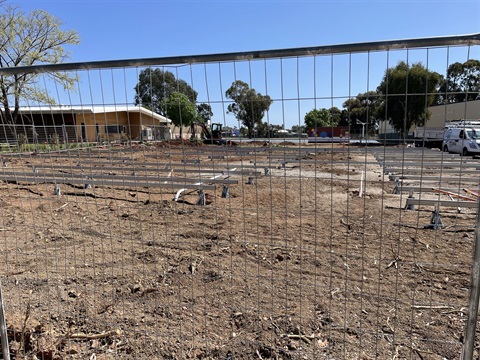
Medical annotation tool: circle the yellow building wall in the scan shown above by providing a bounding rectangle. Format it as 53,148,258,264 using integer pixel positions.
169,124,199,140
128,112,164,140
73,111,165,141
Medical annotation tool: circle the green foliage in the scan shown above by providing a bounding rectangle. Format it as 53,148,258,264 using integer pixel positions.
189,137,203,145
337,109,351,127
438,59,480,103
17,133,27,145
225,80,272,139
290,125,306,134
163,92,196,138
196,103,213,123
8,141,92,153
255,122,283,138
330,107,343,126
376,61,441,135
49,133,60,145
343,92,378,122
120,132,130,144
342,91,380,132
0,4,79,129
134,68,198,116
304,108,338,129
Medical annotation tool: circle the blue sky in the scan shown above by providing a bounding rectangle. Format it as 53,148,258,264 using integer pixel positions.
9,0,480,129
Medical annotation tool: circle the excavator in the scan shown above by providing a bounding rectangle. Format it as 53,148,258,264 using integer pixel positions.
192,122,226,145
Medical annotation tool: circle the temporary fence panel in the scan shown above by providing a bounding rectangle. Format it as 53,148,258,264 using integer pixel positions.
0,34,479,359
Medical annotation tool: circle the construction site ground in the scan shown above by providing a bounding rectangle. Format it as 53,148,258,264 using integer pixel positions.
0,141,477,359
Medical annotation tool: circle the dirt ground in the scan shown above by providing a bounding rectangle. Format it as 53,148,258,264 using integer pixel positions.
0,141,477,359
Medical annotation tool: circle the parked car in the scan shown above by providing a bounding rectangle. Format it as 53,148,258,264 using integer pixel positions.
443,122,480,156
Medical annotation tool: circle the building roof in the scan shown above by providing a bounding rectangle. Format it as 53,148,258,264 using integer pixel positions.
15,105,171,124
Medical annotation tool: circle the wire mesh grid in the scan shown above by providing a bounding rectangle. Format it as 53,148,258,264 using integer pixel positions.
0,35,479,359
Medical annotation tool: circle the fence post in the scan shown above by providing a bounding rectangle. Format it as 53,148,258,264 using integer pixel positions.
461,199,480,359
0,279,10,360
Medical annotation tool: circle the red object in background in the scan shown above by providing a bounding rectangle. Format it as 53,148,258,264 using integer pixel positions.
308,126,349,137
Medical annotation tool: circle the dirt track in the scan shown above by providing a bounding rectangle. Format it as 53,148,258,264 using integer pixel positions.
0,142,477,359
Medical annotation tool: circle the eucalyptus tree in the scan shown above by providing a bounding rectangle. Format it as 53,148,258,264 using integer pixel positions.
376,61,441,138
225,80,272,139
438,59,480,103
134,68,198,116
0,4,79,133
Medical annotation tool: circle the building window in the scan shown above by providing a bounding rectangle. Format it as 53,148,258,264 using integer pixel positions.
105,125,126,134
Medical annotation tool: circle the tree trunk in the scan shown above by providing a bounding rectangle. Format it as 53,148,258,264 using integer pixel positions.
0,106,17,139
190,123,196,139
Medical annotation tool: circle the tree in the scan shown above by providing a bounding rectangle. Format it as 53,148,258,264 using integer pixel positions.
222,125,233,137
343,92,379,122
189,103,213,139
255,122,282,138
376,61,441,137
0,4,79,135
239,126,248,137
337,109,351,126
163,92,196,139
330,107,342,126
225,80,272,139
304,108,338,131
438,59,480,104
291,125,306,135
255,121,270,138
134,68,198,116
342,91,380,133
196,103,213,123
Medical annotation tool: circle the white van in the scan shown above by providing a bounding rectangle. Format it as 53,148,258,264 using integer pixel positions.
443,124,480,156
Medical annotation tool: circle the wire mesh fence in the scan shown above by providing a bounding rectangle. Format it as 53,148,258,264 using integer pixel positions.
0,34,479,359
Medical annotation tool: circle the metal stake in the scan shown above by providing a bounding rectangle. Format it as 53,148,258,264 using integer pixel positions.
221,185,230,198
405,190,415,211
196,190,206,206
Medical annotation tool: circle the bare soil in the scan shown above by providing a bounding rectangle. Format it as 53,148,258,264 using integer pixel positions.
0,142,477,359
